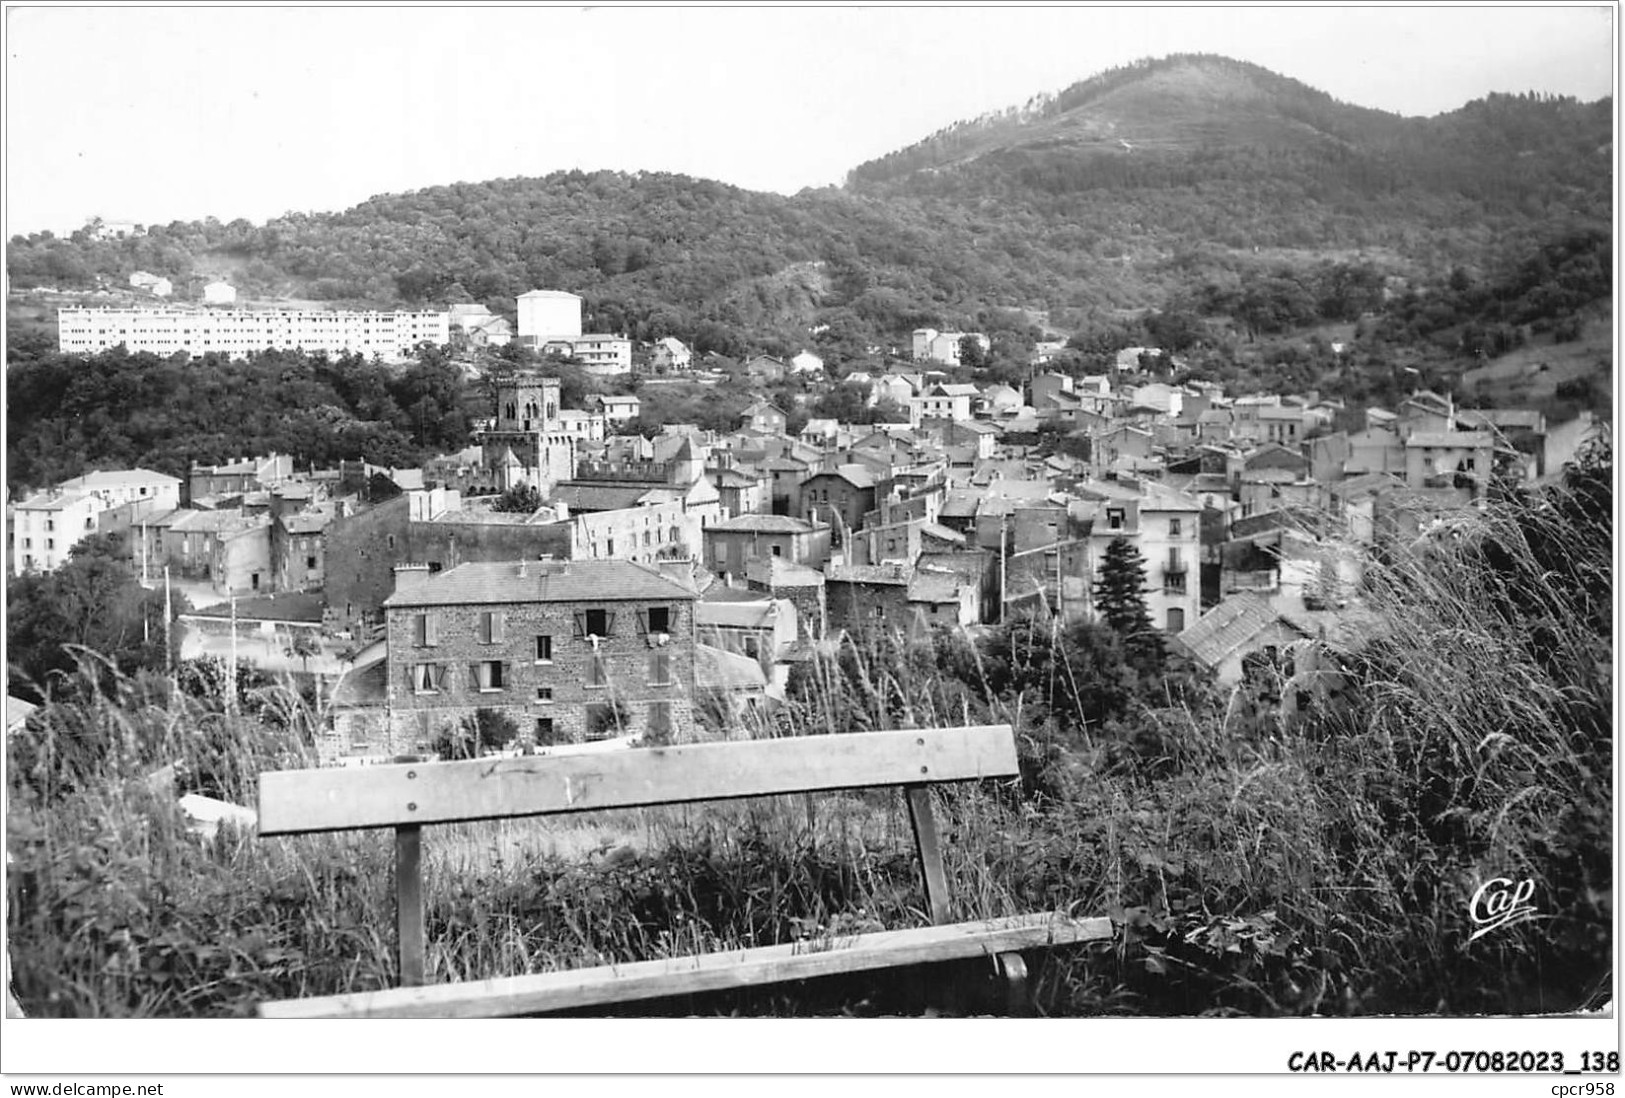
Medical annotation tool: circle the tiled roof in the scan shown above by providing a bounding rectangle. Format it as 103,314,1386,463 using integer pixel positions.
695,643,767,692
1176,593,1307,669
58,468,181,490
745,557,825,588
697,601,777,629
907,572,961,603
170,510,268,536
826,563,911,586
382,559,698,608
804,465,876,490
279,511,333,535
1406,431,1492,448
193,592,326,623
706,513,824,534
14,490,94,512
549,484,654,512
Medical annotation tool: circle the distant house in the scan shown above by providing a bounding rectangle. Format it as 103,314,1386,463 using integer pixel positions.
743,355,787,384
9,489,110,575
650,337,692,372
448,304,513,348
912,329,990,367
128,271,172,297
911,383,978,426
739,400,788,435
1173,592,1314,686
202,280,237,306
789,350,824,375
597,394,642,426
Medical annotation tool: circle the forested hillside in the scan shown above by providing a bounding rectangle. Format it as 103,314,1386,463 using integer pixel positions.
7,55,1612,369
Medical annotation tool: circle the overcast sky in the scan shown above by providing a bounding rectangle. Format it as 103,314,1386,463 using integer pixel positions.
4,5,1615,237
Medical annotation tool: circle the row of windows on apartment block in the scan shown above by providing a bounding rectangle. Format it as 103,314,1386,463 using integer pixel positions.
406,649,674,695
410,606,673,648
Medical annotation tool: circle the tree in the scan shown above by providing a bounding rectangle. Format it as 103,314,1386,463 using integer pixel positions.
958,334,989,369
432,707,520,760
490,482,544,513
284,630,320,673
6,534,182,701
1092,536,1164,675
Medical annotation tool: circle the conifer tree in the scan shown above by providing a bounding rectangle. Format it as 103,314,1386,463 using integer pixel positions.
1092,535,1164,675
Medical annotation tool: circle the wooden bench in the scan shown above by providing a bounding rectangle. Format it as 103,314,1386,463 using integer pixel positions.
256,725,1112,1018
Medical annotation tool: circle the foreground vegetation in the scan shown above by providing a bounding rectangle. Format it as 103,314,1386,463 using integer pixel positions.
6,437,1611,1017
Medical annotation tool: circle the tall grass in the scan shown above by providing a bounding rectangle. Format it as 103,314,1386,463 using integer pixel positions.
7,443,1611,1016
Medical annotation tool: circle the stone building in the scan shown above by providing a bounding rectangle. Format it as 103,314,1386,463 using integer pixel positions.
381,559,699,753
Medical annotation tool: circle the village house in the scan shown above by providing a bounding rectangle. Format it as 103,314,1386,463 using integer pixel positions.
9,489,110,575
381,558,699,753
911,383,979,426
798,464,878,544
911,328,990,367
739,399,789,435
649,336,692,372
188,453,295,502
703,513,832,579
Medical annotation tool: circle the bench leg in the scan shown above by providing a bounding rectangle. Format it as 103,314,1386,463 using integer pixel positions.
994,951,1031,1017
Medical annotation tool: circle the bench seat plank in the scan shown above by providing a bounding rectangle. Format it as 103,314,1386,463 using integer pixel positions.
260,913,1111,1019
259,726,1019,836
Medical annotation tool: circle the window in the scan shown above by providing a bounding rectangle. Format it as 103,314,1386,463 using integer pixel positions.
1107,509,1125,530
45,520,54,532
471,660,506,692
46,539,54,550
535,634,553,662
1166,608,1186,632
646,606,670,634
771,544,782,557
744,636,760,660
477,610,505,645
649,651,671,686
412,613,438,647
535,687,553,703
535,717,559,746
587,654,608,687
410,663,441,694
306,555,318,570
577,608,612,638
1169,518,1182,538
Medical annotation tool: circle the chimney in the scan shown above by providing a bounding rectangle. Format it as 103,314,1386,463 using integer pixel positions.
518,560,527,578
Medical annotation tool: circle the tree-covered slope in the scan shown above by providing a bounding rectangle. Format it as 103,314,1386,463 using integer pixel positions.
7,55,1611,354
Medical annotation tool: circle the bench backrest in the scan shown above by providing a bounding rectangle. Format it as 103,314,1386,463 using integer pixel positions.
258,726,1018,835
257,726,1018,990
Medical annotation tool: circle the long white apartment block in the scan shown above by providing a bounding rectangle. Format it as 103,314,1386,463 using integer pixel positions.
57,307,450,361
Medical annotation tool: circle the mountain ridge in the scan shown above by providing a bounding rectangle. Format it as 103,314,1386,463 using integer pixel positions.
7,54,1611,354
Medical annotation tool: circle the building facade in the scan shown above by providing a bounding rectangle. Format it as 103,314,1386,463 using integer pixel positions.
57,308,449,361
382,559,699,752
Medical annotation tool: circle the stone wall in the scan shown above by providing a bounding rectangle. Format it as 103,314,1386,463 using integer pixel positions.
384,594,696,752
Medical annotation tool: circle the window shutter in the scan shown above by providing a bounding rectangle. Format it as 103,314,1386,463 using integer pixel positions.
604,611,617,637
492,611,506,644
573,611,587,638
425,613,439,646
406,666,417,693
470,662,482,691
432,664,446,691
637,609,650,635
502,661,511,689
